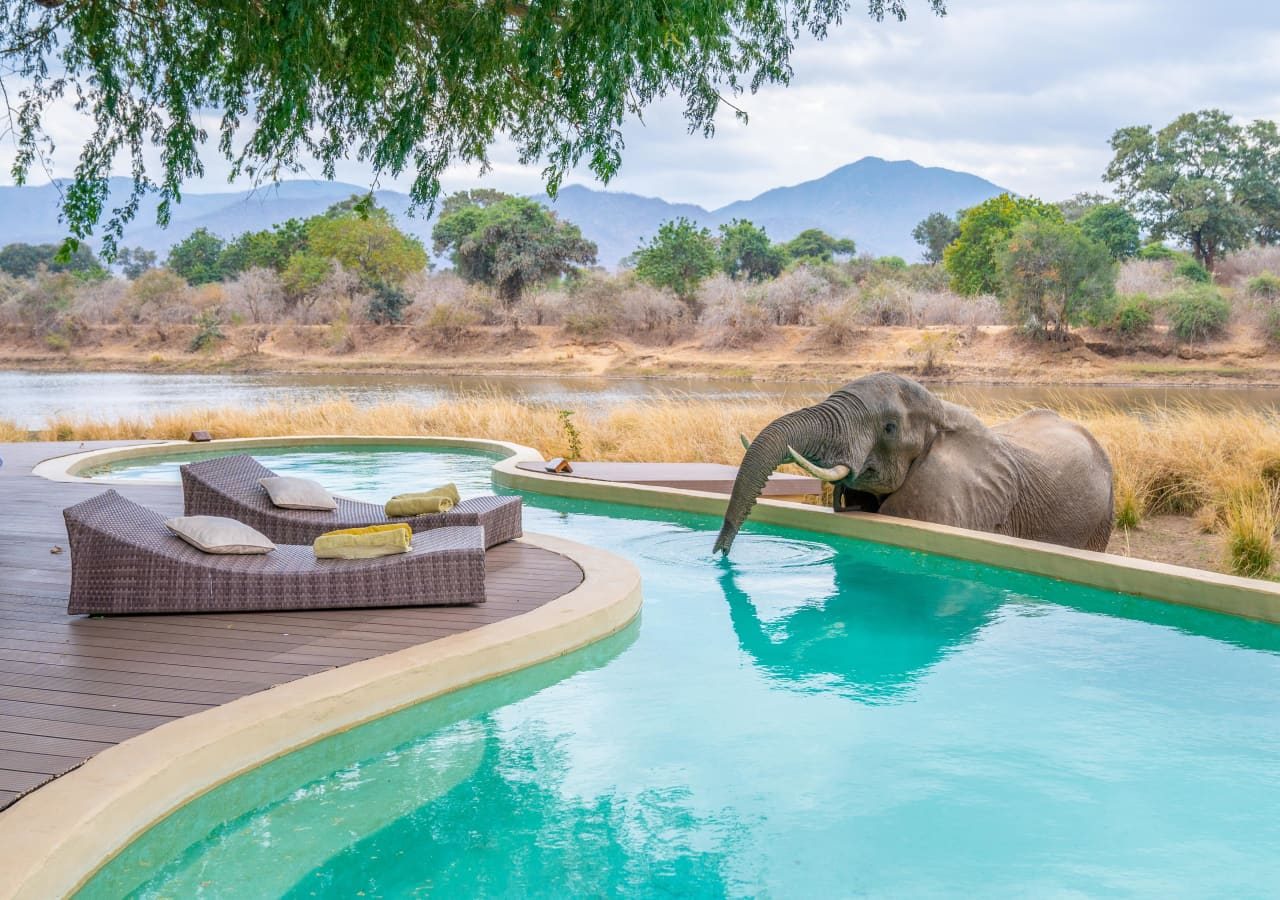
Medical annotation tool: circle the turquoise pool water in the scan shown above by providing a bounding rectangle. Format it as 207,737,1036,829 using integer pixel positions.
82,449,1280,897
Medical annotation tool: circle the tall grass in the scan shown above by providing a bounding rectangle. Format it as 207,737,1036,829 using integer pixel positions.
5,396,1280,549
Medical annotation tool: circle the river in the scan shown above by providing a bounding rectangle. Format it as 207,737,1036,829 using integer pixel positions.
3,369,1279,428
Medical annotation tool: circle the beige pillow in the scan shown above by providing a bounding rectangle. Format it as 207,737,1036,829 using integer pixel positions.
165,516,276,555
259,476,337,511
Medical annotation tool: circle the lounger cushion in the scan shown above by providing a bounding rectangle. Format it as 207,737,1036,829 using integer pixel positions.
314,524,412,559
259,476,337,511
165,515,276,554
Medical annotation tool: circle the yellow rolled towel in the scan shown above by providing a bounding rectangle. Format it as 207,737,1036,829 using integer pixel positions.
412,483,460,504
384,490,458,518
314,523,412,559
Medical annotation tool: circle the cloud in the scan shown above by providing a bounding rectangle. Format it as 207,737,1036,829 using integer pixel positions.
2,0,1278,209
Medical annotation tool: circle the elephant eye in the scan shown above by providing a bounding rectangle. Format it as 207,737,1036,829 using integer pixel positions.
884,422,897,436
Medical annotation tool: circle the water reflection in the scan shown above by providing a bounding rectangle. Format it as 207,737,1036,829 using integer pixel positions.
717,540,1002,703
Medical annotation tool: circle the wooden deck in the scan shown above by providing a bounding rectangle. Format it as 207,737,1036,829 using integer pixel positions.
0,442,583,811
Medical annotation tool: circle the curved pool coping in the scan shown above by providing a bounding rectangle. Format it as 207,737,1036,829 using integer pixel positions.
0,435,640,900
491,457,1280,625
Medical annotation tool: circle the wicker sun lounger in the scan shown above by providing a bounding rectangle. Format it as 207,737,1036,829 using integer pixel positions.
180,454,522,548
63,490,487,615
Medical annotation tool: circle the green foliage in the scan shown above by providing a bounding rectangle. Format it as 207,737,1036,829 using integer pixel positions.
1247,272,1280,300
1173,258,1211,284
188,309,225,352
218,219,309,275
116,247,157,280
718,219,784,282
911,212,959,264
1136,241,1177,261
1109,294,1155,339
995,219,1116,339
1263,306,1280,346
0,242,105,279
433,193,596,308
1078,203,1141,260
1166,284,1230,344
944,194,1064,295
557,410,583,460
781,228,856,263
167,229,228,285
0,1,947,253
365,282,410,325
877,255,908,270
281,252,334,308
1056,192,1111,223
632,218,719,304
1105,109,1280,270
307,204,428,287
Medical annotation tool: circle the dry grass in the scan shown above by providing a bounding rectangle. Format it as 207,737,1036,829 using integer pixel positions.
6,395,1280,553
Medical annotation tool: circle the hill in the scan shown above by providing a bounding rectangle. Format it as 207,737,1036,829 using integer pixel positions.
0,158,1010,267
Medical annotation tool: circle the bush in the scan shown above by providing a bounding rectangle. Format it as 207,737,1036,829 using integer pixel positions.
812,297,864,348
1223,485,1277,578
701,292,773,349
857,281,913,326
1167,284,1230,344
365,282,410,324
188,309,225,351
995,219,1116,339
1246,272,1280,301
1137,242,1177,261
1262,307,1280,346
415,302,481,347
561,272,687,342
1173,257,1211,284
1116,259,1177,298
1108,294,1155,339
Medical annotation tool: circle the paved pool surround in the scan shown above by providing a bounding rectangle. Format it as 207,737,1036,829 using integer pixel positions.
5,433,1278,897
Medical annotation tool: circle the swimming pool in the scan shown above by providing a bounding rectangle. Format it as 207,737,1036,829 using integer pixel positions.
80,448,1280,897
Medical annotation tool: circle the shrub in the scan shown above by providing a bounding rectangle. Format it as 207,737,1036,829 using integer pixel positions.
995,219,1116,339
1114,479,1143,529
561,272,687,342
812,297,863,348
1167,284,1230,343
365,282,410,324
907,331,955,375
701,292,773,349
1173,257,1211,284
909,290,1002,328
1109,294,1155,339
1246,271,1280,301
1116,259,1176,298
415,302,481,347
1263,307,1280,347
1137,242,1177,261
758,266,833,325
857,280,914,326
189,309,225,351
1223,485,1277,578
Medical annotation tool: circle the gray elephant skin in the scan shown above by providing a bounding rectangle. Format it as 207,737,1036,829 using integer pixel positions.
714,373,1113,554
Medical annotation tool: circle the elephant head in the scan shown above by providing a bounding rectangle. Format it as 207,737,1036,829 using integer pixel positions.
714,373,949,554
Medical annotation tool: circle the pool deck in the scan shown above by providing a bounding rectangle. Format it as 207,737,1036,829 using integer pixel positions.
0,441,584,811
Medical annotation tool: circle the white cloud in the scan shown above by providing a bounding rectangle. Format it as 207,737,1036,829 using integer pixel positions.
3,0,1279,208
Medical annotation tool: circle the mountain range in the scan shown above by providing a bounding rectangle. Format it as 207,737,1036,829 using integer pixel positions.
0,157,1009,267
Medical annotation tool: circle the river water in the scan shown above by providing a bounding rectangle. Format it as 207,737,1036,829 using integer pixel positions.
3,369,1279,428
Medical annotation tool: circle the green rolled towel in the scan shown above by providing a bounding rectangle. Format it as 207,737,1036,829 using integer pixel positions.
385,492,457,517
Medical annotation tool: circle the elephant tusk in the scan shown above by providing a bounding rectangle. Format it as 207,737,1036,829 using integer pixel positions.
739,433,752,451
787,445,851,483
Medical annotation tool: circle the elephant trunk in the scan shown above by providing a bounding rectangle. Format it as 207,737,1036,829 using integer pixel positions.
715,405,847,554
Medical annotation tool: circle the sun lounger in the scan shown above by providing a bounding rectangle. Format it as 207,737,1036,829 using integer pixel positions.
63,490,487,615
180,454,522,548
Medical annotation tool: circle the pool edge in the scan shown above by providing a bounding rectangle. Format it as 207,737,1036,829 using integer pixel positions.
0,531,641,900
492,456,1280,625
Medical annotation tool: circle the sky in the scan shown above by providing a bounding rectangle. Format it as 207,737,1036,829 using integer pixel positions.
4,0,1280,208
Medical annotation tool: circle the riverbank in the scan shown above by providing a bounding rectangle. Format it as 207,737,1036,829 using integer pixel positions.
3,396,1276,580
7,322,1280,386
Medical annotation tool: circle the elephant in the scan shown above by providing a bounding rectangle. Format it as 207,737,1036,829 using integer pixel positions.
714,373,1113,554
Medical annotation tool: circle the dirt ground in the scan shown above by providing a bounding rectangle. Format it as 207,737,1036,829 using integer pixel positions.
5,320,1280,386
1106,515,1226,574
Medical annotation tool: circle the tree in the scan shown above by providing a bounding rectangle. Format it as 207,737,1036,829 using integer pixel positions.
1104,110,1280,271
631,218,719,308
218,219,309,275
116,246,156,279
432,193,596,308
718,219,784,281
0,241,104,279
1078,203,1141,260
280,252,333,311
781,228,856,263
944,194,1063,295
1,1,947,255
911,212,959,264
995,220,1116,340
306,202,428,288
1056,192,1111,223
166,228,228,285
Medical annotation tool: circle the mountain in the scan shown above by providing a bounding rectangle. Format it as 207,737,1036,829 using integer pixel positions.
0,158,1010,268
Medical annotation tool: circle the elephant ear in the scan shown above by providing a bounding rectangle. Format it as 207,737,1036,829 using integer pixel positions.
879,424,1020,533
